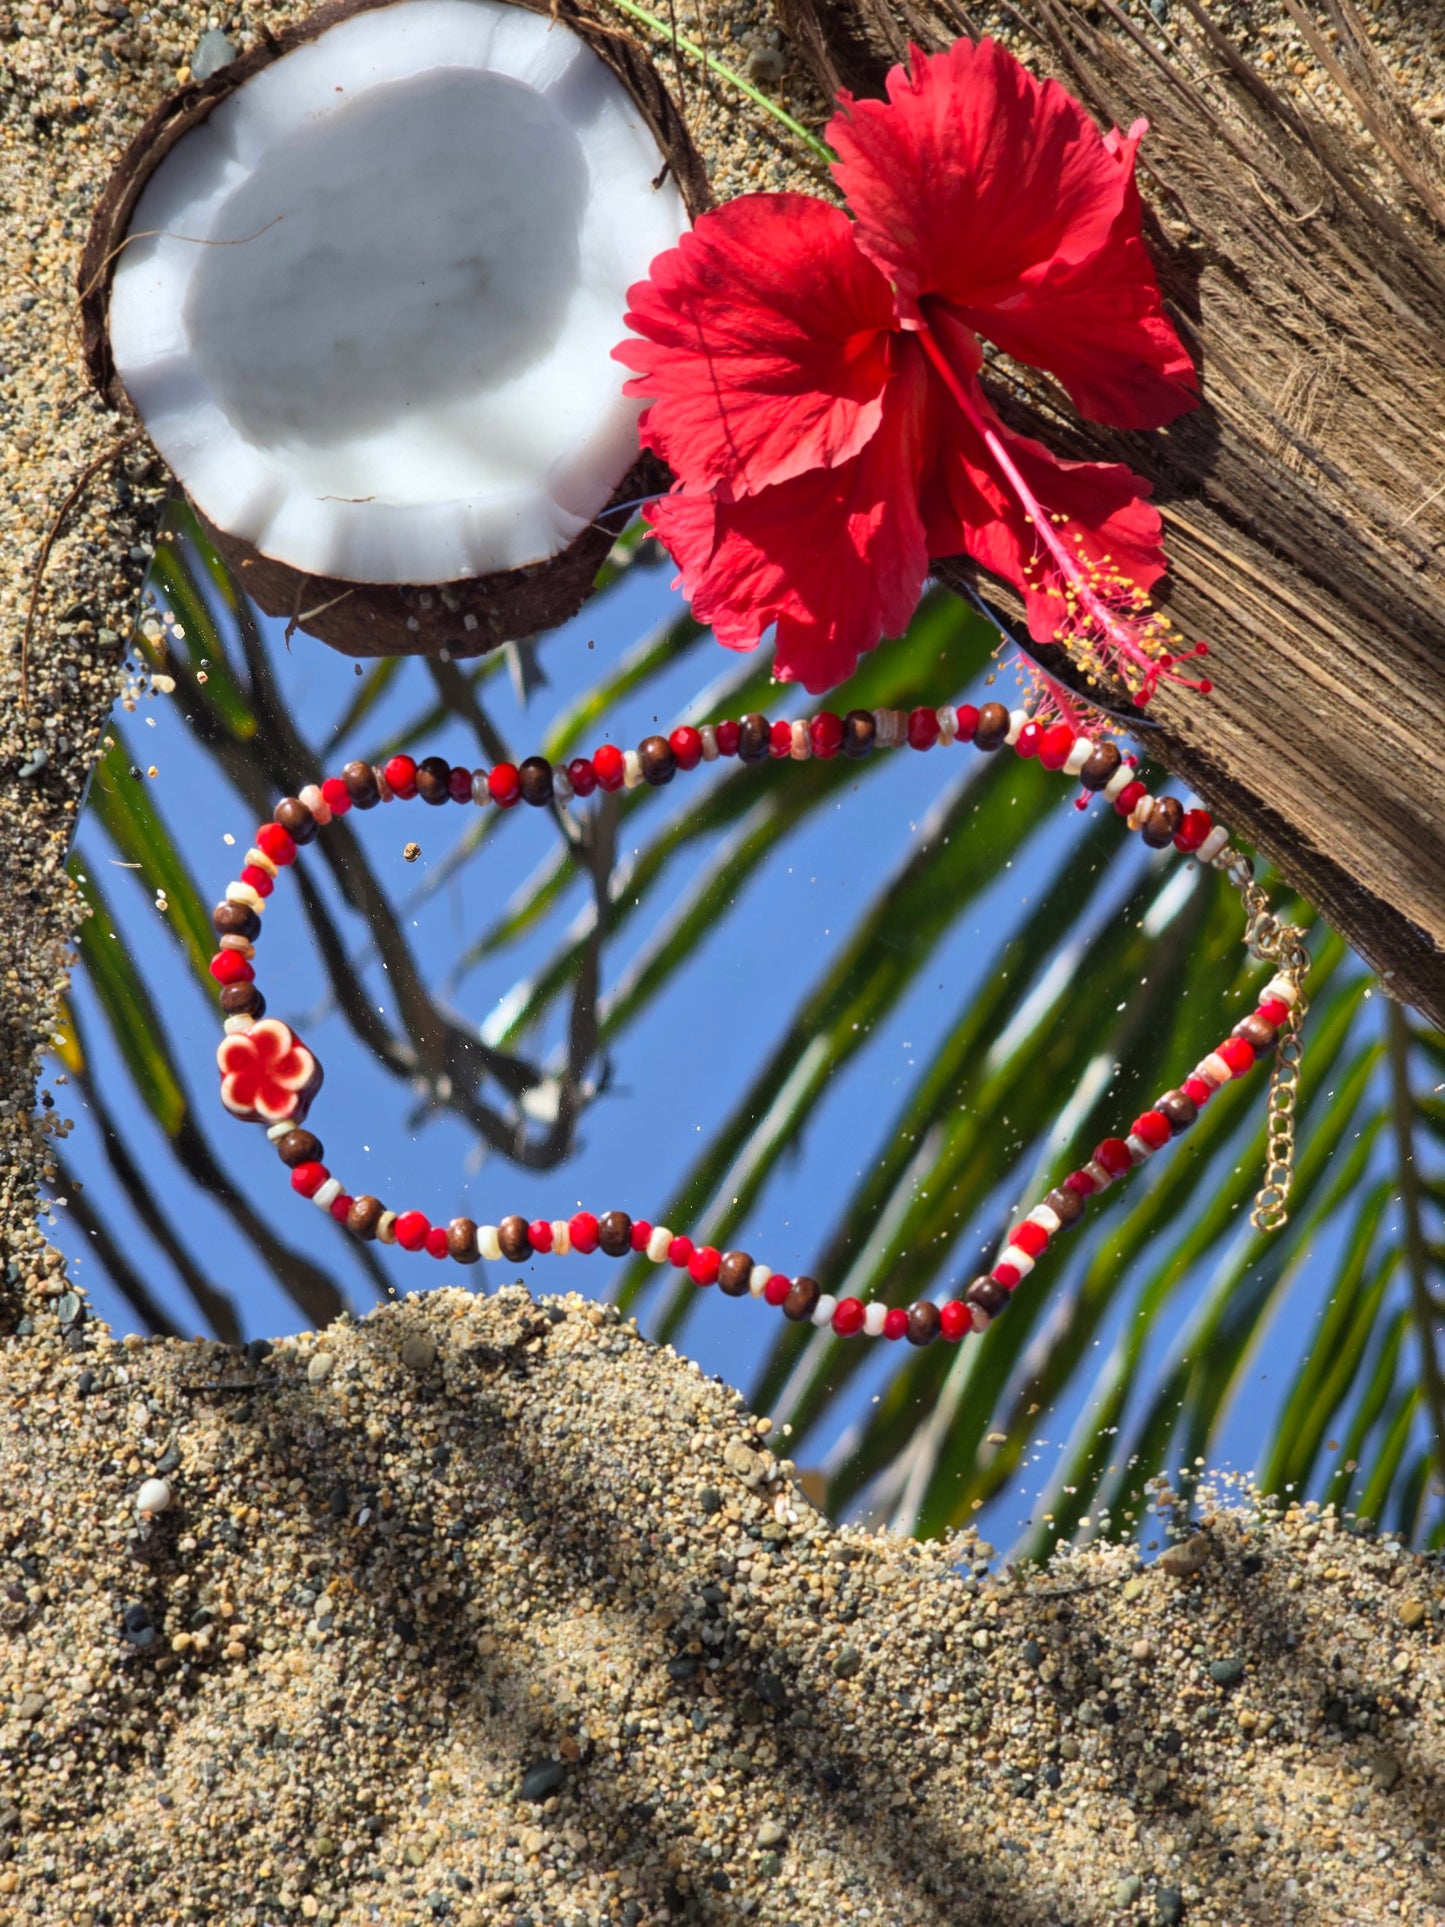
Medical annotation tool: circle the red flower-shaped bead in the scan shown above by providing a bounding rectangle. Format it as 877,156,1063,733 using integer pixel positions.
216,1018,322,1125
615,37,1200,699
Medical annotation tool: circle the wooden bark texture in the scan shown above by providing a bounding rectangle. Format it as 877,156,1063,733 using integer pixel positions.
780,0,1445,1023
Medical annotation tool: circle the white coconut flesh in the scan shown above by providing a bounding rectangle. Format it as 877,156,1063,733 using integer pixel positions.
107,0,688,584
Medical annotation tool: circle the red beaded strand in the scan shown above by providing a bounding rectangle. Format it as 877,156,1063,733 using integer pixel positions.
209,698,1296,1347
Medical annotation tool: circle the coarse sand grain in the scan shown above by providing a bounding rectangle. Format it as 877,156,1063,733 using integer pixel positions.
2,3,1444,1923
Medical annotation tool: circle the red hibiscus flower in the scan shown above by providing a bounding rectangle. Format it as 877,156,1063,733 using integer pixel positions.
217,1018,322,1125
613,37,1202,699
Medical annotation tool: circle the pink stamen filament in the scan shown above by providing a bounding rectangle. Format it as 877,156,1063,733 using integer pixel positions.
913,320,1164,696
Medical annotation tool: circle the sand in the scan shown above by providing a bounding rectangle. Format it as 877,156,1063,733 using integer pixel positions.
1,1,1443,1923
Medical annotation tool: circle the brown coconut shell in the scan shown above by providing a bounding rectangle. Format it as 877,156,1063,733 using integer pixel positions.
78,0,712,660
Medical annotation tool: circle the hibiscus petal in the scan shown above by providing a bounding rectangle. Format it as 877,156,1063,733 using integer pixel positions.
613,193,895,497
949,126,1195,429
648,352,930,694
918,364,1168,650
830,41,1195,429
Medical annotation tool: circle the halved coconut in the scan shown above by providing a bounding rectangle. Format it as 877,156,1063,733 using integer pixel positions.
80,0,708,656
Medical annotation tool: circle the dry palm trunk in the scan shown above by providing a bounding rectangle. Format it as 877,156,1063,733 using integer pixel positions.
782,0,1445,1022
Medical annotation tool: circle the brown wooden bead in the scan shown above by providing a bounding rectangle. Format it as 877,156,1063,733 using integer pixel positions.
717,1250,753,1296
906,1301,941,1346
497,1215,531,1262
447,1217,480,1264
213,900,260,942
737,713,771,762
219,981,264,1017
347,1195,384,1240
638,736,676,786
1140,796,1184,848
1156,1089,1198,1132
963,1275,1010,1317
783,1276,820,1322
343,759,380,809
275,1128,323,1168
1043,1185,1085,1229
273,797,318,845
1232,1013,1278,1055
1079,742,1123,791
597,1211,633,1257
842,708,876,758
972,701,1010,751
416,755,452,805
518,756,554,806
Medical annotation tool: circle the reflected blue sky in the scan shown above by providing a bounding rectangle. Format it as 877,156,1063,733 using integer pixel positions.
46,537,1431,1554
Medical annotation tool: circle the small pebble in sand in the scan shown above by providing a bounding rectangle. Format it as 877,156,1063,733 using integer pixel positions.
1159,1535,1209,1577
401,1334,437,1373
190,28,236,79
135,1477,172,1516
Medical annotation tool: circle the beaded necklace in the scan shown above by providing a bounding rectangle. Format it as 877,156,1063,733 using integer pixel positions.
207,697,1309,1348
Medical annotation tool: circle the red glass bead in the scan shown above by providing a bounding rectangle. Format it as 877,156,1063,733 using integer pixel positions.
1095,1137,1134,1177
1064,1168,1098,1197
769,719,792,758
810,712,844,758
209,950,255,985
1217,1035,1256,1076
832,1297,866,1337
1113,780,1147,818
763,1273,791,1306
955,704,979,742
290,1161,328,1199
1015,720,1044,758
939,1300,970,1341
1257,997,1289,1027
907,708,940,750
1038,724,1074,771
320,776,352,815
488,764,521,808
669,726,703,771
667,1235,695,1269
1132,1110,1172,1150
329,1192,353,1223
394,1210,430,1252
527,1218,554,1253
991,1262,1022,1292
255,821,297,866
630,1219,652,1252
689,1246,721,1286
425,1224,450,1258
448,766,473,803
883,1306,909,1341
1182,1075,1213,1106
593,744,625,791
1010,1220,1049,1258
568,1211,599,1254
714,719,741,757
383,754,418,799
568,757,598,797
1174,807,1212,852
238,865,274,899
